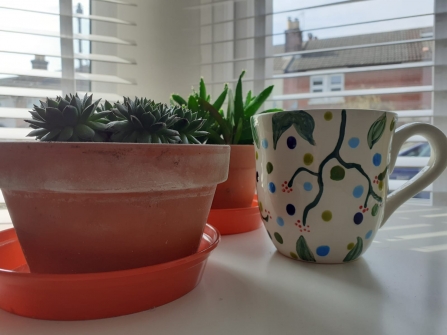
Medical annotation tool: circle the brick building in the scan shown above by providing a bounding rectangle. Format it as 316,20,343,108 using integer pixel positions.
280,19,433,112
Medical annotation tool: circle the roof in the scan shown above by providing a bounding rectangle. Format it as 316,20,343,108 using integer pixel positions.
273,44,289,74
285,27,433,73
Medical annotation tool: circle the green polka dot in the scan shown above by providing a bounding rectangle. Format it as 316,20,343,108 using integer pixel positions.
371,204,379,216
324,111,333,121
347,242,355,250
256,151,258,160
303,153,314,166
322,210,332,222
330,165,345,181
266,162,273,174
378,180,384,191
259,201,263,213
274,232,283,244
290,252,298,259
390,118,396,131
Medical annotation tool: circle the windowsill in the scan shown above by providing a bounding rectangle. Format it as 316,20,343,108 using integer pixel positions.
308,97,345,105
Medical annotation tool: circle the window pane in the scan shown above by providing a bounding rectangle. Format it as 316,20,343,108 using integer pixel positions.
330,75,342,85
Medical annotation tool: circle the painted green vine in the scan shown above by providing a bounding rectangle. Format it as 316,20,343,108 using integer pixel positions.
283,110,384,226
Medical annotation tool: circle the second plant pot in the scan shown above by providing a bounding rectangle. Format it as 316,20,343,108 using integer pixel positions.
211,145,256,209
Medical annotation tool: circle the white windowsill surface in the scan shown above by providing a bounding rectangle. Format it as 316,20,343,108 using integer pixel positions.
0,202,446,334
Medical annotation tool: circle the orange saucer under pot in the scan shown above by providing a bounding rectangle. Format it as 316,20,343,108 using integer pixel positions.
0,225,220,321
207,197,262,235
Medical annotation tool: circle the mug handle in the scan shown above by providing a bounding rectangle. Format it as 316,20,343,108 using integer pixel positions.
381,123,447,226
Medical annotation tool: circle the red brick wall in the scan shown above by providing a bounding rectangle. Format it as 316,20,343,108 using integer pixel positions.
283,67,432,111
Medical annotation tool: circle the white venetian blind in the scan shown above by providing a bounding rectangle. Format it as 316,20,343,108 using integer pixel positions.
188,0,447,202
0,0,137,141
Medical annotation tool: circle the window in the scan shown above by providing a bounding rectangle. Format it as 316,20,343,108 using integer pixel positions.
196,0,445,203
0,0,137,142
309,74,345,104
310,74,344,93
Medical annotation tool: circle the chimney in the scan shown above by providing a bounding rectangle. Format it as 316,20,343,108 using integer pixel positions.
285,18,303,52
31,55,48,70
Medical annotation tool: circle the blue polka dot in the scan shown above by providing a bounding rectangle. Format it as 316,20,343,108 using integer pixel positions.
316,246,330,257
348,137,360,148
262,139,268,149
373,153,382,166
352,185,364,198
287,136,297,149
303,182,313,191
276,217,285,227
286,204,295,216
365,230,373,239
354,212,363,225
268,182,276,193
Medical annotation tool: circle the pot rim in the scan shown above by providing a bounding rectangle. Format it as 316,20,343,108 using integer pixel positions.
0,141,230,150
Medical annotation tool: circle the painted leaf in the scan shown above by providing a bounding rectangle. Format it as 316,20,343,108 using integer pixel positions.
250,116,260,149
274,232,283,244
272,111,315,149
343,237,363,262
390,117,396,131
378,165,388,181
261,212,269,222
296,235,316,262
367,113,386,149
371,204,379,216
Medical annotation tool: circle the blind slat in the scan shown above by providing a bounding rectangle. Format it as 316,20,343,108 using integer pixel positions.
0,68,135,84
0,128,29,141
0,6,135,25
205,62,433,85
189,0,368,21
93,0,137,6
0,108,30,119
389,180,432,192
270,86,433,101
0,48,135,64
0,87,122,101
0,27,136,45
197,14,433,46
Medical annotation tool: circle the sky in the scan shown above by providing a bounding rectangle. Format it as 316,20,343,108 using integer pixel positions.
0,0,90,73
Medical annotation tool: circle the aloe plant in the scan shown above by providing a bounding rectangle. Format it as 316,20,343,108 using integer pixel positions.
171,71,280,145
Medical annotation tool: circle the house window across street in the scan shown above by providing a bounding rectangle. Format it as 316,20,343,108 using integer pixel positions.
310,74,344,104
310,74,344,93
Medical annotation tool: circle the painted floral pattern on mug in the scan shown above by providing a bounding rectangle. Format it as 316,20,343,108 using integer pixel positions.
252,109,396,263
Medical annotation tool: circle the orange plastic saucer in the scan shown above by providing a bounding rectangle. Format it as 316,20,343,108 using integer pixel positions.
0,224,220,321
207,197,262,235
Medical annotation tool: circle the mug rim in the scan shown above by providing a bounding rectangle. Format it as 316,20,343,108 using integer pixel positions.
253,108,398,120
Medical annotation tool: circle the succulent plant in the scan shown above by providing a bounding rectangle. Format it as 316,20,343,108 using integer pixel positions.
26,93,111,142
96,100,121,121
172,71,280,145
106,97,208,144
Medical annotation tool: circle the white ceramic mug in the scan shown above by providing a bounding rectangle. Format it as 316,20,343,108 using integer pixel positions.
251,109,447,263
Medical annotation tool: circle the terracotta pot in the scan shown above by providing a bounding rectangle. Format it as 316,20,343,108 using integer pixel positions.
211,145,256,209
0,142,230,274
